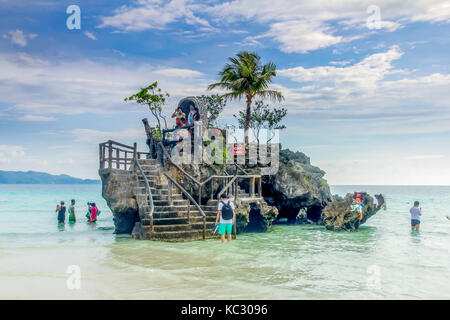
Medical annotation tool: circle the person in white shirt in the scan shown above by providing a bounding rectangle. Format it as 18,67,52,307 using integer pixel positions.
215,194,236,243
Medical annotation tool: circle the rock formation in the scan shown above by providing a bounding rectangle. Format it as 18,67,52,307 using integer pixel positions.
99,169,140,234
262,148,333,223
321,193,385,231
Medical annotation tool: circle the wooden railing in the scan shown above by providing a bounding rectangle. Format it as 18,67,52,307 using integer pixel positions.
159,142,263,205
99,140,148,170
164,173,207,240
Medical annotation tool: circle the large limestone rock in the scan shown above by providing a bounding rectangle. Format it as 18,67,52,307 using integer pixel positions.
321,193,385,231
263,148,333,223
99,169,140,234
234,199,278,233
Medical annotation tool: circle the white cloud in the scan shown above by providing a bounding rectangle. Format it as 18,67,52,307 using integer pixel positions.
18,115,56,122
153,67,204,78
329,60,351,66
98,0,215,32
276,45,450,136
0,145,25,164
98,1,450,53
84,31,97,40
2,29,37,47
405,155,445,160
0,52,210,116
263,20,343,53
71,127,143,143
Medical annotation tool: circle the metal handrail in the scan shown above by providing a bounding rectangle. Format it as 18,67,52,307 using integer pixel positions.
163,173,205,218
164,173,207,240
159,141,201,185
134,159,154,229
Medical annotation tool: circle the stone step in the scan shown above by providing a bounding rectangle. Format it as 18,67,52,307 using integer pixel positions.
134,191,182,201
150,230,202,240
153,199,189,206
134,180,159,188
145,215,217,225
136,169,161,176
152,217,188,225
138,159,159,165
153,222,217,232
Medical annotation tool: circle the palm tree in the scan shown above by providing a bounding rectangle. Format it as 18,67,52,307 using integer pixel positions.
208,51,284,145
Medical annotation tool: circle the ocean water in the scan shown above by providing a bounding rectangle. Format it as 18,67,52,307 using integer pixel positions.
0,184,449,299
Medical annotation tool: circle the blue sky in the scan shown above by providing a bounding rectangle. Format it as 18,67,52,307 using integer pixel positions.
0,0,449,184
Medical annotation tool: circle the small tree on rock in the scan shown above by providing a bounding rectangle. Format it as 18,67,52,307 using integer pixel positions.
234,100,287,145
124,82,170,136
196,94,226,128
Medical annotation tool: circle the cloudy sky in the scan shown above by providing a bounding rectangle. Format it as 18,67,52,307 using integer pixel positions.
0,0,449,184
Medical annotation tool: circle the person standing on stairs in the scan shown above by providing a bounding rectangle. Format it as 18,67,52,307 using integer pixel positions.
216,194,236,243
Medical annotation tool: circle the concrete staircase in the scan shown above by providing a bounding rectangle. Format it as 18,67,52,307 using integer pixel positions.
131,159,220,241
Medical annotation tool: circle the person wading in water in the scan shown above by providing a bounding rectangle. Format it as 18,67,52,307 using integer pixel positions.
215,194,236,243
68,199,76,223
56,201,66,224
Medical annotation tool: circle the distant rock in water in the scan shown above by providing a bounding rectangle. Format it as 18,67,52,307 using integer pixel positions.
0,170,100,184
321,193,386,231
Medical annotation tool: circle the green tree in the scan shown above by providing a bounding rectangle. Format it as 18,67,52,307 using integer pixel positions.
196,94,226,128
124,81,170,133
234,100,287,145
207,51,284,145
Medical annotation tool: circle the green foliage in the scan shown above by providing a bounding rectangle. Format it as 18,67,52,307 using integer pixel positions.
196,94,226,128
151,127,162,141
204,136,231,167
321,179,329,187
208,51,284,141
234,100,287,144
124,81,170,132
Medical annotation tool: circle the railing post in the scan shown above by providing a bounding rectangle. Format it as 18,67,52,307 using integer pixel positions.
108,141,112,169
203,217,206,240
198,185,202,206
187,201,190,223
168,180,172,206
133,142,137,160
150,215,154,233
250,176,255,198
116,148,120,169
259,176,262,198
99,144,104,169
234,180,238,200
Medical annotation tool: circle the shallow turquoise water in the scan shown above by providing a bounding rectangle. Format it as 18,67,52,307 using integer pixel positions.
0,184,449,299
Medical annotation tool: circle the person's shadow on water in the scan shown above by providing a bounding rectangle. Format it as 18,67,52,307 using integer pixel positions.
57,223,65,232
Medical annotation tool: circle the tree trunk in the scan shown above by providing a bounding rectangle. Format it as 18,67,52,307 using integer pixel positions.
245,95,252,146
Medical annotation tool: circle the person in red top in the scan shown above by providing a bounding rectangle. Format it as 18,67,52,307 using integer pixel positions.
88,202,98,222
171,107,186,128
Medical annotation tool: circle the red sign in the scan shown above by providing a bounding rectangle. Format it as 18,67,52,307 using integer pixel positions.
232,145,245,156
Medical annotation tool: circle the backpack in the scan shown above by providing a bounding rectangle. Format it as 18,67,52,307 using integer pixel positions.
220,201,233,220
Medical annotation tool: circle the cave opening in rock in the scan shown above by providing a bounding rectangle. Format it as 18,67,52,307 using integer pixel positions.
245,204,264,232
306,205,322,222
114,209,141,234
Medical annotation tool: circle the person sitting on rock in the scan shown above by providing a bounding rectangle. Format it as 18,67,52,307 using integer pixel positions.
351,193,364,221
171,107,186,128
